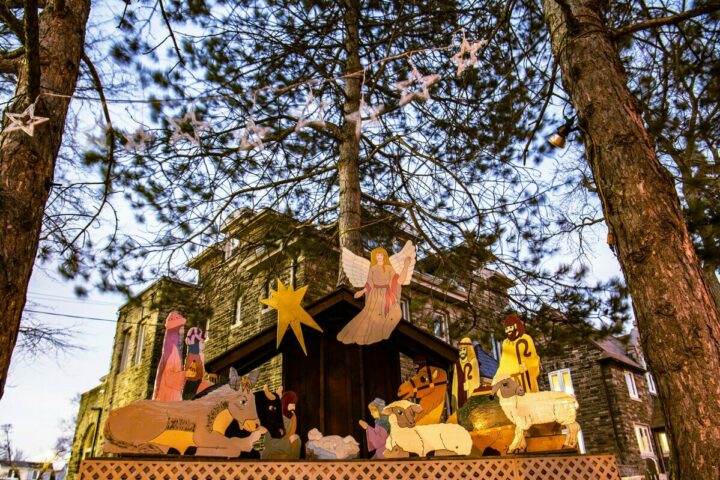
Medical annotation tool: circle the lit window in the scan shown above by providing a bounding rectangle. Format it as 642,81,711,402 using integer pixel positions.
548,368,575,395
658,432,670,456
400,298,411,322
634,424,654,456
119,329,131,372
646,372,657,395
625,371,640,400
233,295,243,326
133,323,146,365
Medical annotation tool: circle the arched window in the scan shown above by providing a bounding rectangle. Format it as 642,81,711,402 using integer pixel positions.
432,311,449,342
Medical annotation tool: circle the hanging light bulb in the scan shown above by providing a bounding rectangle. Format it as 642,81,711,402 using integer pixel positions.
548,117,575,149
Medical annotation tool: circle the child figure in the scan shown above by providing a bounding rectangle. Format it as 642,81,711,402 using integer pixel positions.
358,398,390,459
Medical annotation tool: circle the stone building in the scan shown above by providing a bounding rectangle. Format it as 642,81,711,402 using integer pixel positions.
538,332,668,479
67,209,512,477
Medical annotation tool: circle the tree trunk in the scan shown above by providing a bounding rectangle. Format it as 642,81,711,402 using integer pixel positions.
702,263,720,311
337,0,363,284
0,0,91,398
542,1,720,479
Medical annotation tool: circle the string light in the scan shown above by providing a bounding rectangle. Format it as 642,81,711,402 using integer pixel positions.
2,35,488,139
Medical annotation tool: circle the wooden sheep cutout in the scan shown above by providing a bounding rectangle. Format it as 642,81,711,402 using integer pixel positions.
491,373,580,454
382,400,473,457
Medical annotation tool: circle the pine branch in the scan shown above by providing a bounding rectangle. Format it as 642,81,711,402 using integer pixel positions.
0,3,23,38
611,4,720,38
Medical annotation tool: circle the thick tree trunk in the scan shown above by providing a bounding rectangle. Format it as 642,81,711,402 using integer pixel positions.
702,263,720,311
337,0,363,284
542,1,720,479
0,0,91,398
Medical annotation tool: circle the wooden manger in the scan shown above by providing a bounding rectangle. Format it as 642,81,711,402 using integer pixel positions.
79,454,621,480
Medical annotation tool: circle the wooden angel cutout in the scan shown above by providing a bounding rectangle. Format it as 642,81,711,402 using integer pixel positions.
337,241,416,345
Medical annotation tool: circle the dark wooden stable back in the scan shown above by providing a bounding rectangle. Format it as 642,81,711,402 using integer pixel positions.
206,288,457,458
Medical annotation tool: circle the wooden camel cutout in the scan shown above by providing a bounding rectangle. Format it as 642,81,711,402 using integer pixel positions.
396,366,448,425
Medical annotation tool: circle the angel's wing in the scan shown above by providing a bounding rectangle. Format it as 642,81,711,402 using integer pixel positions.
390,240,416,285
342,247,371,288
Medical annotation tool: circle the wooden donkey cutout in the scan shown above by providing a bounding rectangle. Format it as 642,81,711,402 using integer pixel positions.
396,366,448,425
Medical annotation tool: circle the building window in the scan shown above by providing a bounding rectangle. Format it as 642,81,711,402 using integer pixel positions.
233,295,243,326
634,424,654,457
657,431,670,456
490,332,501,360
133,323,146,365
400,298,411,322
118,329,131,372
646,372,657,395
548,368,575,395
261,279,273,311
290,258,298,288
625,371,640,400
432,311,449,342
224,237,240,260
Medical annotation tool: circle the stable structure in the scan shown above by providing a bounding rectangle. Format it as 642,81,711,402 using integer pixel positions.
206,288,458,455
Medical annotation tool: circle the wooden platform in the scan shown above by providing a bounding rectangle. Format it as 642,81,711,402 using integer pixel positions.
79,454,620,480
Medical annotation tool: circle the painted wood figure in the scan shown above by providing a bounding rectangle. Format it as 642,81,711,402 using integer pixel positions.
153,311,187,401
451,338,483,410
496,314,540,393
182,326,214,399
358,398,390,459
338,241,416,345
382,400,473,457
103,368,267,457
396,366,448,425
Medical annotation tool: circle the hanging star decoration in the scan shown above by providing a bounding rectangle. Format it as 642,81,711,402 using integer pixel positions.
294,88,328,132
395,63,440,107
4,103,49,137
344,99,384,139
84,112,111,147
450,38,487,76
260,279,323,355
124,127,155,152
237,117,271,151
170,108,209,145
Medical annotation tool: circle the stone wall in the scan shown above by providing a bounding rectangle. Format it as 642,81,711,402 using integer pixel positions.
66,385,105,480
540,343,660,478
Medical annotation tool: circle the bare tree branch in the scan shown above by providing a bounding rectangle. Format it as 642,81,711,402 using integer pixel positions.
611,3,720,38
24,0,41,101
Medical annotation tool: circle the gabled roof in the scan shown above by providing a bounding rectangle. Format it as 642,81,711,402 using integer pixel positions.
475,345,499,378
206,287,459,375
594,337,644,371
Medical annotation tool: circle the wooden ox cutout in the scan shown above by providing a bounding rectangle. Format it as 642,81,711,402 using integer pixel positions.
103,368,266,457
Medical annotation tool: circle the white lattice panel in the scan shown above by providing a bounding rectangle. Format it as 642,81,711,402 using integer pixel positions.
79,455,620,480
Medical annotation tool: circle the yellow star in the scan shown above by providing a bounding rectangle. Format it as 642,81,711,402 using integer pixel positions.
260,279,323,355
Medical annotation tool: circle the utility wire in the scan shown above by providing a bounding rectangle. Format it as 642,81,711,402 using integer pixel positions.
24,309,159,327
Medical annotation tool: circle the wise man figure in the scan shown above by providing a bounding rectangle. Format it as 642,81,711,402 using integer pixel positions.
451,338,482,410
496,313,540,393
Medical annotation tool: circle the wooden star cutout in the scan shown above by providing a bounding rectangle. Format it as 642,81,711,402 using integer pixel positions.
260,279,323,355
5,104,49,136
124,127,154,152
395,66,440,107
170,108,209,145
344,101,384,138
237,118,271,151
295,89,328,132
451,39,486,76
